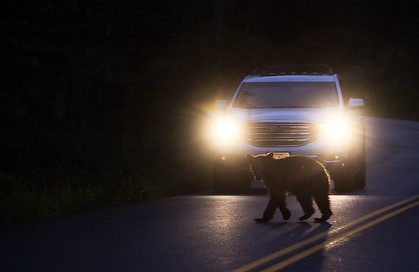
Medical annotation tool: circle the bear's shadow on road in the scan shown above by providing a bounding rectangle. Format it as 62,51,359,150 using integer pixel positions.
261,220,332,228
255,221,332,271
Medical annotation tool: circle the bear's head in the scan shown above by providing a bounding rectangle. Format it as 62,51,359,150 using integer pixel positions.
247,152,274,181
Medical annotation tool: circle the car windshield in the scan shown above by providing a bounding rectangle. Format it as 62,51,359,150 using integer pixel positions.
233,82,339,108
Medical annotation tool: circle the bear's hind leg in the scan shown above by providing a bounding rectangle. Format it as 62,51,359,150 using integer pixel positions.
313,193,332,222
296,194,315,221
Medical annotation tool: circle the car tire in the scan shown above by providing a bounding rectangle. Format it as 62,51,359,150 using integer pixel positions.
213,161,230,194
213,160,251,194
354,137,367,189
354,155,366,189
333,165,355,193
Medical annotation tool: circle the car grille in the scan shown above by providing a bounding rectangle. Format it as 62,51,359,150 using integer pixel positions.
247,122,315,147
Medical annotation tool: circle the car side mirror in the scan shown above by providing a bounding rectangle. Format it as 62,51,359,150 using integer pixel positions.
216,100,228,110
348,98,365,107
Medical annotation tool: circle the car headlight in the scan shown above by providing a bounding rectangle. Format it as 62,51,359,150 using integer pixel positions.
319,119,351,143
215,118,241,140
208,117,242,146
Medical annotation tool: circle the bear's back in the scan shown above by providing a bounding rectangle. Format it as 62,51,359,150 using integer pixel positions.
263,156,327,191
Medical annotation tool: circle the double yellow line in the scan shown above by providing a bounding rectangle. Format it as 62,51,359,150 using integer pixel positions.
232,194,419,272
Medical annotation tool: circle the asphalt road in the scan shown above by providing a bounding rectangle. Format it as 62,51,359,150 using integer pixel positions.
1,118,419,272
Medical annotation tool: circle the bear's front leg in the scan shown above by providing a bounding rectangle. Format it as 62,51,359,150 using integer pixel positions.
276,191,291,220
255,193,278,223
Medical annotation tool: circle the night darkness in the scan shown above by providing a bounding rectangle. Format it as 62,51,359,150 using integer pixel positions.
1,0,418,224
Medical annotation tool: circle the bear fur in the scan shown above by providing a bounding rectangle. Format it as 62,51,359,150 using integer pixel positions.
247,153,332,222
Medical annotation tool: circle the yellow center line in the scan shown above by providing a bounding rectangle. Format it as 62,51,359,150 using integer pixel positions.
232,194,419,272
262,199,419,272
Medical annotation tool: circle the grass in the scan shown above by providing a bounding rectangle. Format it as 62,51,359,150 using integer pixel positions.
0,171,182,226
0,146,213,226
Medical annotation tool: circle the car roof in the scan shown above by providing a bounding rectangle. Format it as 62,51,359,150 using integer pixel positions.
244,65,338,83
243,74,337,83
251,64,335,75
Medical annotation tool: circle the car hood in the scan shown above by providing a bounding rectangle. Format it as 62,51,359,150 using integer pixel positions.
227,107,345,124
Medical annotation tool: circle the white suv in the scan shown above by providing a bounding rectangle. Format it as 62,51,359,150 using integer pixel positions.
209,65,366,193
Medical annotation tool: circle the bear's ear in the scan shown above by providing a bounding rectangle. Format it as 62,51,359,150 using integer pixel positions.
247,154,257,161
267,152,274,159
247,155,253,164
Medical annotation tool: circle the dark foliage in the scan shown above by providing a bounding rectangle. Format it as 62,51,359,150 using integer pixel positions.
1,0,418,224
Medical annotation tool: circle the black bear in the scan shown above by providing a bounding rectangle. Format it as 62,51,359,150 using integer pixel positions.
247,153,332,223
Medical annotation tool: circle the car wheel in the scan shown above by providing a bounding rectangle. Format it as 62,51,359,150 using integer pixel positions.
333,165,355,193
354,156,366,189
354,138,367,189
213,161,230,194
213,160,251,194
235,170,252,193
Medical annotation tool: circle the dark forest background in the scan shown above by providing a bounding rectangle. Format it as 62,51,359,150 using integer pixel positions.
1,0,418,224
